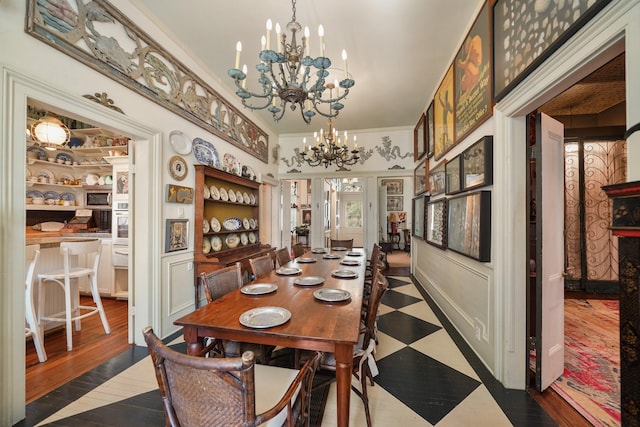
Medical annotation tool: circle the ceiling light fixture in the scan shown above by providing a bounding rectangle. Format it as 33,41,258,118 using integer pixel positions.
300,84,359,168
30,115,70,147
228,0,354,124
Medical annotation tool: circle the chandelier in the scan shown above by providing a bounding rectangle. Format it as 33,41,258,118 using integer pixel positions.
300,97,360,168
228,0,355,124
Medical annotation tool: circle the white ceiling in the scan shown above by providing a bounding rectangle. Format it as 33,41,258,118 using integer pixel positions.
130,0,482,135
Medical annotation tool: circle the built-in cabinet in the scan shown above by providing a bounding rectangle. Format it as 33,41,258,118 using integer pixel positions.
77,238,114,296
193,165,274,306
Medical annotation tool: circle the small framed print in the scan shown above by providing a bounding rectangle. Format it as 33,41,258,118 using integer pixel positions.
447,191,491,262
426,101,435,158
414,112,426,161
426,199,447,249
412,195,426,239
428,161,446,196
166,219,189,252
445,155,462,195
414,159,428,195
386,196,403,212
461,136,493,191
381,178,403,195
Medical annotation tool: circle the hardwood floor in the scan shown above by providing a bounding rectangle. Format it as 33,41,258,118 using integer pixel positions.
25,296,130,403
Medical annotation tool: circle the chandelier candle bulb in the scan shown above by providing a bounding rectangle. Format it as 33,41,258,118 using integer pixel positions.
318,25,324,57
235,41,242,69
275,23,282,53
261,35,266,51
266,19,272,50
342,50,348,78
304,26,310,56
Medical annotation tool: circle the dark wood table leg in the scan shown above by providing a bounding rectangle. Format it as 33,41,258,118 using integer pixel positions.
182,326,204,356
334,343,353,427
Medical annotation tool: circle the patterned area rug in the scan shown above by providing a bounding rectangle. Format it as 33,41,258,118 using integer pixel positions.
553,299,620,426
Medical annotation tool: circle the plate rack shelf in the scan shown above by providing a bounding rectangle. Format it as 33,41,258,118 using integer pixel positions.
194,165,274,301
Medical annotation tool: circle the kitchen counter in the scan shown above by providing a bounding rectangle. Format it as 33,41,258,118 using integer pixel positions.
25,227,111,247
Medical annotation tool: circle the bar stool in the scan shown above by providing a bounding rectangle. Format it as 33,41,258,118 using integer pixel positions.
38,240,111,351
25,244,47,362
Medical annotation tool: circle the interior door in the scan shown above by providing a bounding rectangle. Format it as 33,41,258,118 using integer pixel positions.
378,185,387,243
340,192,364,247
535,112,565,391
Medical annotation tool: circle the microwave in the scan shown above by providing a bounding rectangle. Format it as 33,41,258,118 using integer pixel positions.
85,191,112,209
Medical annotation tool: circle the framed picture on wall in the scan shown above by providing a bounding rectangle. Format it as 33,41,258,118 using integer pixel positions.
165,219,189,252
461,135,493,191
381,178,403,195
447,191,491,262
445,155,462,195
433,64,455,160
414,158,428,195
412,195,426,239
386,196,403,212
414,112,426,161
426,101,435,158
428,161,446,196
426,199,447,249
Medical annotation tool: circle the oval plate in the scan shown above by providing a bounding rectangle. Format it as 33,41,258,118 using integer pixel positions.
331,269,359,279
276,267,302,275
192,137,220,168
239,306,291,329
241,283,278,295
314,288,351,302
295,257,317,263
293,276,325,286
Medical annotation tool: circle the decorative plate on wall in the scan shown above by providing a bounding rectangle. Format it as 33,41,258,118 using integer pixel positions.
168,155,188,181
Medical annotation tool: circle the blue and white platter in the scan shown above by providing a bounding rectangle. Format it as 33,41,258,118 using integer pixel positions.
26,190,44,199
223,217,242,231
27,146,46,160
192,137,220,168
43,191,60,200
59,192,76,201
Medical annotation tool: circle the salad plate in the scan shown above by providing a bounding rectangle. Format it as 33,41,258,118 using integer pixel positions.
219,187,229,201
210,185,220,200
202,238,211,254
293,276,324,286
276,267,302,275
248,232,257,244
314,288,351,302
211,236,222,251
210,217,221,232
223,217,242,231
226,233,240,248
228,189,236,202
192,137,220,168
331,269,359,279
203,219,210,233
240,232,249,245
169,130,192,155
241,283,278,295
239,307,291,329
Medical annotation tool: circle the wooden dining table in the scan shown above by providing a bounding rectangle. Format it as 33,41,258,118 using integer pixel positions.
174,247,367,427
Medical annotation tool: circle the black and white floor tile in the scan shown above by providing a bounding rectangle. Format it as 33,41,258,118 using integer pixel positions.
21,275,556,426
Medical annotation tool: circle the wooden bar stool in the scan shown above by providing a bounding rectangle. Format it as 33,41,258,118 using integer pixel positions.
38,240,111,351
25,244,47,362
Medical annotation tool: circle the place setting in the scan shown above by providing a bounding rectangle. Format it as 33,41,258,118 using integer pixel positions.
331,269,359,279
311,248,327,254
275,266,302,275
323,253,341,260
295,256,317,263
345,251,362,257
241,283,278,295
293,276,325,286
239,306,291,329
313,288,351,303
340,259,361,266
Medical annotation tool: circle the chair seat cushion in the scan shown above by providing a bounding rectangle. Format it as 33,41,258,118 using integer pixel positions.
255,364,301,426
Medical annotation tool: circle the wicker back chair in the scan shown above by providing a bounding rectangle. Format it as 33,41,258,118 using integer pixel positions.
200,263,274,363
330,238,354,249
249,254,275,279
143,327,320,427
291,242,305,258
275,247,292,267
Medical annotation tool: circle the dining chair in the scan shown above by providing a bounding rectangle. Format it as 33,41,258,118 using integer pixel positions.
295,273,389,427
275,247,292,267
291,242,305,258
329,238,354,249
249,254,275,279
200,263,274,363
402,228,411,252
25,244,47,362
143,327,321,427
38,239,111,352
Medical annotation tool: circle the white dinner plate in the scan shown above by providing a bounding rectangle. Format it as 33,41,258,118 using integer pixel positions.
314,288,351,302
169,130,192,155
331,269,358,279
239,307,291,329
276,267,302,275
241,283,278,295
293,276,325,286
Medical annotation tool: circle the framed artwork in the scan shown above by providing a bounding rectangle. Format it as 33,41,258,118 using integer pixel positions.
434,64,455,160
426,199,447,249
414,158,428,195
414,112,426,161
412,195,426,239
447,191,491,262
493,0,612,101
462,136,493,191
387,196,403,212
165,219,189,252
166,184,194,203
302,209,311,225
445,155,462,195
428,161,446,196
381,178,403,195
115,170,128,196
454,0,492,142
426,101,435,158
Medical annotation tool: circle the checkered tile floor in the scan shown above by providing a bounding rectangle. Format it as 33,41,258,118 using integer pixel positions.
20,276,556,426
